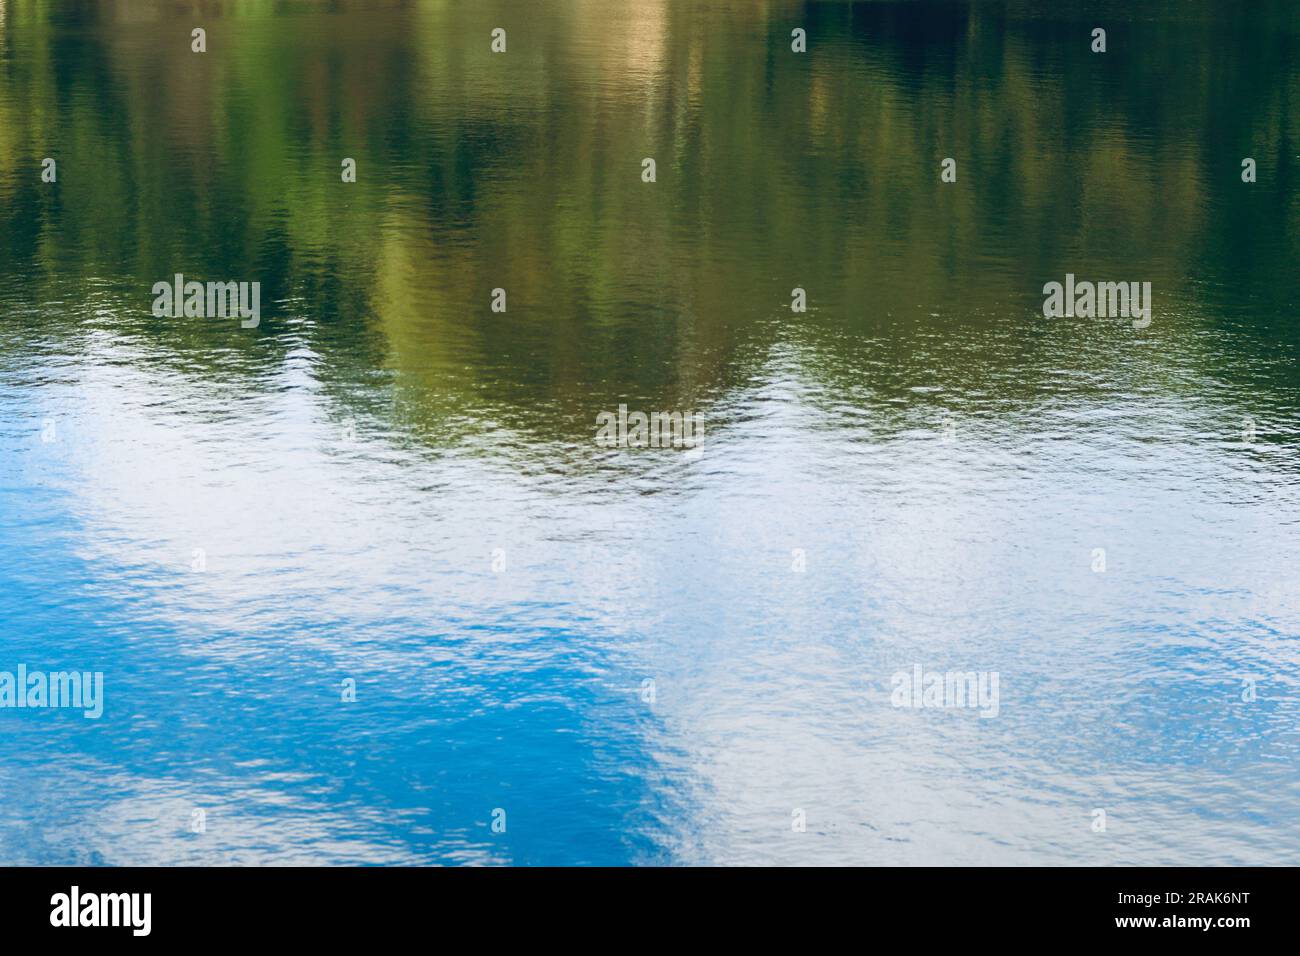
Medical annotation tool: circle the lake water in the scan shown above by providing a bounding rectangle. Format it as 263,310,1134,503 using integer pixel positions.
0,0,1297,865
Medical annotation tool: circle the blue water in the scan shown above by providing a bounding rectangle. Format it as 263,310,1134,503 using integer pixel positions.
1,0,1298,865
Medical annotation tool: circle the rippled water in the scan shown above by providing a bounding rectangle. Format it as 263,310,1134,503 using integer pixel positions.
0,0,1297,865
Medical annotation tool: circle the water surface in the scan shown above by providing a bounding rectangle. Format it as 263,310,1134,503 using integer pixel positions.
0,0,1297,865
